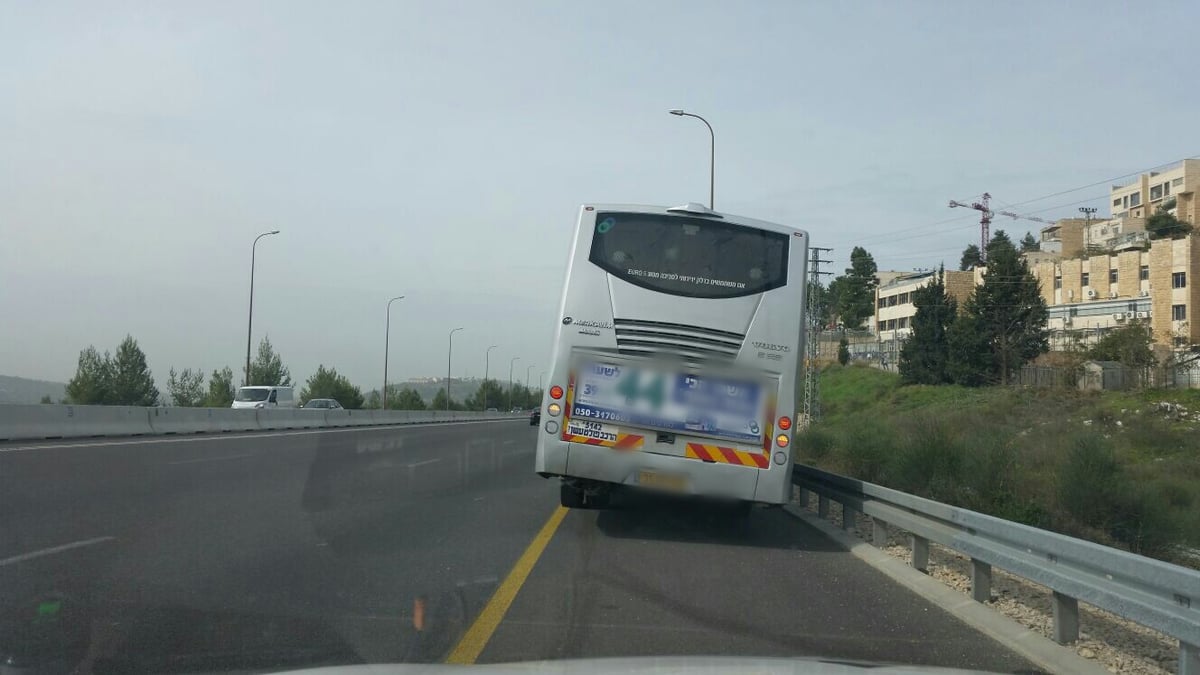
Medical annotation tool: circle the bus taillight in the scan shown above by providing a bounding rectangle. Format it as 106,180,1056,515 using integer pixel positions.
550,385,564,400
777,416,792,431
775,434,789,448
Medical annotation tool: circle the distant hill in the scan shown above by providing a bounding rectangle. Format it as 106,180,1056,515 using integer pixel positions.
0,375,67,404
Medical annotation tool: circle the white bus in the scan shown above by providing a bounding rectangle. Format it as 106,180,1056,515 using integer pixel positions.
535,203,809,511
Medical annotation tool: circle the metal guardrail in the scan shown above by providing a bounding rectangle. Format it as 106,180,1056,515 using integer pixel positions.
792,464,1200,675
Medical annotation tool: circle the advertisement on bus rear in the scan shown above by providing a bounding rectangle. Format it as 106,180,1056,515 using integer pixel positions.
569,362,766,443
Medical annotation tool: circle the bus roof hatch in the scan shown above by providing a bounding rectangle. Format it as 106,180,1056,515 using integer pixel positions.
667,203,724,218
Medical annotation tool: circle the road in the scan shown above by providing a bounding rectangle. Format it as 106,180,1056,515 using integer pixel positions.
0,421,1038,673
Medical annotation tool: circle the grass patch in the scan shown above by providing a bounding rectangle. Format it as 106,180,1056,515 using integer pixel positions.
805,365,1200,564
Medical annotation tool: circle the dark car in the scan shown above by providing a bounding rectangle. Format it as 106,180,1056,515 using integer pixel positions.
529,409,541,426
302,398,343,410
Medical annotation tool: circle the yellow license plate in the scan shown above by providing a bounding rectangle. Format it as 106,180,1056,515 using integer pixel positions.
637,470,688,492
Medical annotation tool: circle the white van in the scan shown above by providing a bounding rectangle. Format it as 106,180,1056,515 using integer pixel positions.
231,386,297,409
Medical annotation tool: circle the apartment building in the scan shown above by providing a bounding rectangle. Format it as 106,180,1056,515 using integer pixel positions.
1030,236,1200,350
1110,159,1199,223
872,270,977,340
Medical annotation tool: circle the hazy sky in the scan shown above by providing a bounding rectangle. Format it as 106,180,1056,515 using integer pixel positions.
2,1,1197,390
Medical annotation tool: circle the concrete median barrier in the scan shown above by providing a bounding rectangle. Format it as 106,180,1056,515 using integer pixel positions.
71,406,154,438
0,403,520,442
0,405,78,441
148,407,213,434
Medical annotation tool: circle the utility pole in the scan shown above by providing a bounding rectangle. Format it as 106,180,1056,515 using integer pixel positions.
1079,207,1097,255
802,247,833,428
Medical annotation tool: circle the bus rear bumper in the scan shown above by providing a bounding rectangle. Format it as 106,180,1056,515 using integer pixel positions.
537,438,787,504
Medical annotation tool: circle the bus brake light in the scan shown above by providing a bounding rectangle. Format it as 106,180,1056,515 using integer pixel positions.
777,416,792,431
550,385,564,400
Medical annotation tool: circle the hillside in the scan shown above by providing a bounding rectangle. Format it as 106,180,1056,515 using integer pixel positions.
800,365,1200,565
0,375,67,404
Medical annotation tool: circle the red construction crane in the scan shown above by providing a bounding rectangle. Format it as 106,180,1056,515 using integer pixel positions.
948,193,993,263
949,193,1055,263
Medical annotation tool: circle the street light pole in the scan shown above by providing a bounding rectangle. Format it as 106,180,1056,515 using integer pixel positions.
382,295,405,409
669,109,715,210
508,357,520,411
539,371,544,392
526,364,534,390
446,327,463,411
245,230,280,386
483,345,497,411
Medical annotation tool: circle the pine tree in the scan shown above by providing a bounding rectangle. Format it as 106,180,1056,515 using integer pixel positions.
952,231,1049,385
109,335,159,406
899,268,957,385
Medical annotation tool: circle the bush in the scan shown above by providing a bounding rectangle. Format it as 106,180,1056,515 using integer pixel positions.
1058,435,1120,528
888,419,963,501
798,427,834,461
839,422,891,484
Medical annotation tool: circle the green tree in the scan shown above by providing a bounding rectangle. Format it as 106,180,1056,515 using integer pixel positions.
945,315,993,386
1088,322,1156,368
825,277,846,326
837,337,850,366
39,395,53,404
300,365,365,409
1019,231,1039,253
899,268,958,385
363,390,382,409
109,335,159,406
834,246,878,329
954,231,1049,385
959,244,982,271
1146,208,1192,240
392,387,426,410
65,346,112,404
248,336,292,386
167,367,206,407
205,367,236,407
465,379,506,410
430,388,464,411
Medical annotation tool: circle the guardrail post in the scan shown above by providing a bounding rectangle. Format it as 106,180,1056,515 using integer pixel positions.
797,487,809,508
1181,641,1199,675
910,534,929,573
817,494,830,519
971,559,992,603
842,505,857,532
1052,591,1079,644
871,517,888,547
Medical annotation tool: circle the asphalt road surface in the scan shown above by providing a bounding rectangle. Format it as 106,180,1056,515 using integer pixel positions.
0,421,1038,673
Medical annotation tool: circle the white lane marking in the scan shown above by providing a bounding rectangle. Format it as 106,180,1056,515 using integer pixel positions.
503,440,516,445
405,458,441,469
0,419,526,454
0,536,116,567
167,453,254,465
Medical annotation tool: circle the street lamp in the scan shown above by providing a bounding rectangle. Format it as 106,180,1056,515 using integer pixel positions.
483,345,498,411
382,295,405,409
446,327,464,411
538,371,545,392
668,109,715,210
526,364,534,390
508,357,520,411
244,229,280,386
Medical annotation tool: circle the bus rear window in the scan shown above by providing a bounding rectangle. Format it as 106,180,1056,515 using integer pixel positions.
588,212,789,299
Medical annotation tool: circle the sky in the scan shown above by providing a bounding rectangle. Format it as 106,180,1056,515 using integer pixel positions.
2,1,1197,391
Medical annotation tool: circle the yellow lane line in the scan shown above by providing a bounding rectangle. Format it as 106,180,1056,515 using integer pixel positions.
444,505,570,664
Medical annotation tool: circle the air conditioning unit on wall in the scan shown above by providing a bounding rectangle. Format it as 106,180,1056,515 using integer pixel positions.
1112,313,1127,321
1087,290,1098,299
1110,291,1119,299
1136,311,1149,319
1140,290,1150,297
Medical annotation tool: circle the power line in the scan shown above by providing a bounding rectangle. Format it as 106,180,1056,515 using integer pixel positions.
829,154,1198,249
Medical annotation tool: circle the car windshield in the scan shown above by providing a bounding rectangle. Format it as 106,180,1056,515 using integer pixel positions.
4,4,1197,675
235,388,270,402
